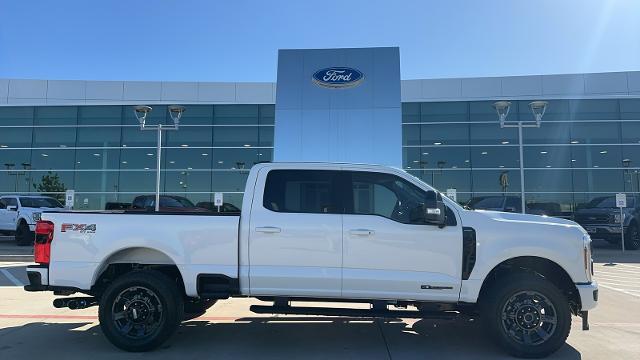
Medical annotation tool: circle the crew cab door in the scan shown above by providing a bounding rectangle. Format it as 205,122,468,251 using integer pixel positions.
248,168,344,297
0,197,18,230
341,171,463,302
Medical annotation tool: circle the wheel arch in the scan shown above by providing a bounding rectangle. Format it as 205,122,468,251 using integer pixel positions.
91,247,186,297
477,256,581,314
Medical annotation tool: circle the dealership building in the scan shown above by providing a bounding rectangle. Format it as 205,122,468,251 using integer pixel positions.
1,47,639,216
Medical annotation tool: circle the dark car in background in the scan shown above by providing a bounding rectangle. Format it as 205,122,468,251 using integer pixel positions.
574,195,640,250
465,196,565,217
130,195,209,212
195,201,241,213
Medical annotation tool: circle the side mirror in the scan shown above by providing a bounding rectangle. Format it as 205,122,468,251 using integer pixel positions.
6,205,17,211
505,206,517,213
424,191,445,226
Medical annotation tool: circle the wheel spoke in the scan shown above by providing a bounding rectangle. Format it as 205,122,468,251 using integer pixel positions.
535,326,550,341
522,331,533,345
113,311,127,321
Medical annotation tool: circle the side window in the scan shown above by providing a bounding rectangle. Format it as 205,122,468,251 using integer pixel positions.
348,172,430,224
263,170,342,214
348,171,457,226
4,198,17,207
0,199,6,209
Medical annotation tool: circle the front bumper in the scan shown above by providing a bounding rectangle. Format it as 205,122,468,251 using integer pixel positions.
576,281,599,311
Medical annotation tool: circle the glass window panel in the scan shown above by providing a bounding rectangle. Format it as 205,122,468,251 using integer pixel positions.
31,170,74,197
212,171,250,192
572,169,623,193
413,169,471,192
119,149,159,170
74,171,119,193
75,149,120,170
214,105,259,125
259,126,274,147
121,127,160,147
402,124,421,146
259,105,275,125
165,126,212,147
0,149,31,171
472,169,521,192
621,99,640,120
163,171,212,192
470,123,518,145
470,100,510,122
415,147,471,169
420,123,468,145
0,106,33,125
621,146,640,169
122,104,167,126
31,149,76,170
524,146,572,168
72,193,120,211
523,122,571,144
118,171,156,193
0,127,33,148
213,126,259,147
403,147,421,169
76,126,121,147
176,105,213,125
212,148,269,169
470,146,519,168
569,99,619,120
164,148,212,169
402,103,420,123
570,122,620,144
0,166,34,193
622,169,640,193
77,106,122,125
33,127,77,148
570,145,622,168
420,102,467,122
620,122,640,144
35,107,77,125
524,170,572,192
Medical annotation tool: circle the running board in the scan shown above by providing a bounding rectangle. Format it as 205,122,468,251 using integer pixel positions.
250,305,459,320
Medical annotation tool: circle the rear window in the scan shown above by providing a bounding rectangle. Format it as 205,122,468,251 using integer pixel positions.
263,170,342,214
19,197,63,208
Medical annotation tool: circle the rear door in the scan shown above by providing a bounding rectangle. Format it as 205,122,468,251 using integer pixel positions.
0,197,19,230
0,198,9,230
341,170,463,302
248,168,345,297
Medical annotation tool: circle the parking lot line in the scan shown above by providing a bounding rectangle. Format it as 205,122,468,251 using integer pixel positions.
0,268,24,286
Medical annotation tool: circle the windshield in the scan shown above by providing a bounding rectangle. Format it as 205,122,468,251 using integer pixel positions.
585,196,635,209
19,197,63,208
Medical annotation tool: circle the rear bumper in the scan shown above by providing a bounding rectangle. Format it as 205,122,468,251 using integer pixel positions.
576,281,599,311
24,264,48,291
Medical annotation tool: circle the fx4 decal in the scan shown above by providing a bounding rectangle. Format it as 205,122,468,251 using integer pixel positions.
61,223,97,234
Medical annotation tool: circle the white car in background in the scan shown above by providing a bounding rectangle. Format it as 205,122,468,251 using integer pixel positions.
0,195,64,246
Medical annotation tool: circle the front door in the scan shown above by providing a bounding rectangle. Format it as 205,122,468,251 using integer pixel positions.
248,168,344,297
341,171,463,302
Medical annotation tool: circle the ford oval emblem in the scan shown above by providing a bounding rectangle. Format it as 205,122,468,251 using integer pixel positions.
312,67,364,89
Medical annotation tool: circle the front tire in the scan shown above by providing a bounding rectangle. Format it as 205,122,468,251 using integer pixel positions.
481,273,571,358
625,223,640,250
98,271,184,352
15,221,33,246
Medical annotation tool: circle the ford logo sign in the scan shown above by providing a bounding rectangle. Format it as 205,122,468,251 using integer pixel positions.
312,67,364,89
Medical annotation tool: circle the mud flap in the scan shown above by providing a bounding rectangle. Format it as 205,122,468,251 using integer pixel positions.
580,311,589,330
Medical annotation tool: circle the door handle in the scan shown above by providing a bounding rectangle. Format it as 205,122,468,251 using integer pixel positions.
349,229,375,236
255,226,282,234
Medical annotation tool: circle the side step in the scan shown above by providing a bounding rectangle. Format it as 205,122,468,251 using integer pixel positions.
250,304,458,320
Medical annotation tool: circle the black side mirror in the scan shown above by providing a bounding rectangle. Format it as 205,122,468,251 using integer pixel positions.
424,191,446,226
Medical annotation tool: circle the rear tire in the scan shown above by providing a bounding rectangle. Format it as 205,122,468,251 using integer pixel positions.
15,221,33,246
625,223,640,250
98,270,184,352
480,273,571,358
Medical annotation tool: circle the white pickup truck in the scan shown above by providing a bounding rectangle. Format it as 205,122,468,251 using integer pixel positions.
24,162,598,358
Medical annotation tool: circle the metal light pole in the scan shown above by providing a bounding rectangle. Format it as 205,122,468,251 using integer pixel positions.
493,101,548,214
134,105,185,211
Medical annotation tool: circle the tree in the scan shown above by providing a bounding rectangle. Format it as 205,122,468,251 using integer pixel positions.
33,171,66,201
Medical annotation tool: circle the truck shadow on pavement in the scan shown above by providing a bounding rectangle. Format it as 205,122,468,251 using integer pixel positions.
0,317,582,359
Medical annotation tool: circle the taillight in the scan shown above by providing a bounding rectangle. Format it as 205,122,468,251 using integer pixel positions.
34,220,54,265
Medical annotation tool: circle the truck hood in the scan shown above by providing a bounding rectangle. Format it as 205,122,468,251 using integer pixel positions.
472,209,580,228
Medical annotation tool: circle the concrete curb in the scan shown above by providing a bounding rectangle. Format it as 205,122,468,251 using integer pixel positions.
0,255,33,262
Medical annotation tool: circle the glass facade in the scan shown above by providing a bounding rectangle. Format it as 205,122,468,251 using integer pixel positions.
1,98,639,217
0,105,274,210
403,99,640,217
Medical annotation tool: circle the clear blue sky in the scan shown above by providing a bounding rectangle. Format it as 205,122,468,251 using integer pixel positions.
1,0,638,82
